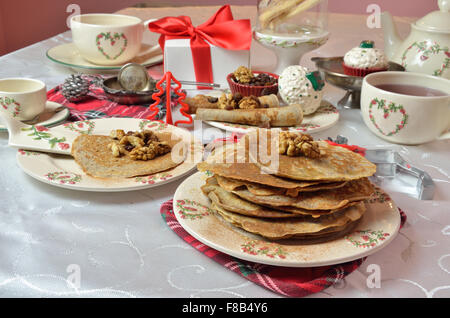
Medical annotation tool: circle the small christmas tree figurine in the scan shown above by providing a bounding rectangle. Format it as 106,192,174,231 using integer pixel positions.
147,72,192,126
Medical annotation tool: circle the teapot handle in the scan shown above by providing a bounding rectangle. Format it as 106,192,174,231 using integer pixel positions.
439,0,449,12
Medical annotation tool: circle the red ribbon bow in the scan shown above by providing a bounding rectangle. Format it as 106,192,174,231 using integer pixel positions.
148,5,252,88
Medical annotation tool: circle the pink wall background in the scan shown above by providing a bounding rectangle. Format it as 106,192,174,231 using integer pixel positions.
0,0,439,56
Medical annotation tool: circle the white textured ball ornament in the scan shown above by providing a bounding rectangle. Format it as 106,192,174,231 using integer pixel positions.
278,65,323,115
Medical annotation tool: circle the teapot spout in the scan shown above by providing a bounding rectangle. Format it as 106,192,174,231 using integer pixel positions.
381,12,403,60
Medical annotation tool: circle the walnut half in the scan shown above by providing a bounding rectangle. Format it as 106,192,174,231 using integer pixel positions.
108,142,126,157
129,141,171,161
233,66,254,84
279,132,323,158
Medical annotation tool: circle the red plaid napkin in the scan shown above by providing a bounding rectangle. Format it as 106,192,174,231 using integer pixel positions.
46,84,173,122
160,200,407,297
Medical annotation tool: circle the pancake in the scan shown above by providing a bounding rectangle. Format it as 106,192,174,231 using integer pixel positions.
274,202,359,218
232,177,374,211
215,174,347,197
212,201,366,240
197,144,322,190
195,102,303,127
72,132,186,178
241,129,377,181
201,177,297,218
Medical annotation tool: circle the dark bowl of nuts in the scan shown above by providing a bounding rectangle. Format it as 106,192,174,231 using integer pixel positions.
227,66,278,97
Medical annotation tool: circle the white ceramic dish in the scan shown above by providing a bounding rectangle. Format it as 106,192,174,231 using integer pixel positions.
173,172,401,267
46,43,163,72
361,71,450,145
0,78,47,121
70,13,155,66
0,101,69,132
16,118,203,192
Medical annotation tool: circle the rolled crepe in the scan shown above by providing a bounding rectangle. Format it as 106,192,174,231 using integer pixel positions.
196,103,303,127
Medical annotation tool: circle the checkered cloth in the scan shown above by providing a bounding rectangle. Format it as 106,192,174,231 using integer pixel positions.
160,200,406,297
46,83,172,122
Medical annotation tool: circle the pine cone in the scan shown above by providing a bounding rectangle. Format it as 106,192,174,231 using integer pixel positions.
61,74,90,102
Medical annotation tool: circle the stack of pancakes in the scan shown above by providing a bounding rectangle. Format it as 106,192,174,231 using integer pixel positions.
197,130,377,241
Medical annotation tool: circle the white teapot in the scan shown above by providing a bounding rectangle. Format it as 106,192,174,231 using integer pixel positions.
381,0,450,79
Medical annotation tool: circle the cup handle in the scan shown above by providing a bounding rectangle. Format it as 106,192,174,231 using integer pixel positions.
438,116,450,140
438,130,450,140
143,18,157,30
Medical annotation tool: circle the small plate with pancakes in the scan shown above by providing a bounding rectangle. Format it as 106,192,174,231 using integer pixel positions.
16,118,203,192
186,91,339,134
173,130,401,267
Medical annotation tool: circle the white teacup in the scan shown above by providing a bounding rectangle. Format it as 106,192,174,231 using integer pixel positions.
0,78,47,121
70,14,153,66
361,72,450,145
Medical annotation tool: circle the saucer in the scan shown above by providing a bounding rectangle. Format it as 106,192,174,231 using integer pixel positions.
46,43,163,72
0,101,70,132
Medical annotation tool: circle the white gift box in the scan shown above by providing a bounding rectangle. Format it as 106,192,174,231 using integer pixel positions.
163,38,250,89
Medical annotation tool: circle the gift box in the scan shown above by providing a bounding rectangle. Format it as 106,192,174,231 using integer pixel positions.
163,38,250,88
149,5,252,89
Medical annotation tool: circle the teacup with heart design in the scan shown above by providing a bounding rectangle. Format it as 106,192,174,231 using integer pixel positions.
361,71,450,145
0,78,47,121
70,14,154,66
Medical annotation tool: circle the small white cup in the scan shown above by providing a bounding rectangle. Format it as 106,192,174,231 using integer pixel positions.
361,72,450,145
70,13,153,66
0,78,47,121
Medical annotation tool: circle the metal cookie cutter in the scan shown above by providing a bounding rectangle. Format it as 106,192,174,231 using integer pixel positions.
329,136,435,200
365,148,435,200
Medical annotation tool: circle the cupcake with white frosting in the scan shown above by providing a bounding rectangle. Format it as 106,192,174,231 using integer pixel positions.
278,65,325,115
343,40,389,77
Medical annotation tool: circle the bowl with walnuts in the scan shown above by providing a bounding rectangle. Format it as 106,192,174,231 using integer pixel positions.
227,66,278,97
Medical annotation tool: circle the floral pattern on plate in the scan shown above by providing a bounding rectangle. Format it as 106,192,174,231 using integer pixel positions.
176,199,212,220
135,172,173,184
345,230,391,248
21,125,70,150
45,171,82,185
241,240,288,259
63,120,96,135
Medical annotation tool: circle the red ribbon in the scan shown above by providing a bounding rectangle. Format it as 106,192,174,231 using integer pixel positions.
148,5,252,88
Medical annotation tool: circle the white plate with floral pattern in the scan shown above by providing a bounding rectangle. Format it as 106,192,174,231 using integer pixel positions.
203,101,339,135
16,118,203,192
173,172,401,267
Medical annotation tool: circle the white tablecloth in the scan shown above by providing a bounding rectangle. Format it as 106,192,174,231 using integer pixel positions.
0,10,449,298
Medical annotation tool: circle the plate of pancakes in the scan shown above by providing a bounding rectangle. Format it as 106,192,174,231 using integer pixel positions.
201,101,339,135
16,118,203,192
173,129,401,267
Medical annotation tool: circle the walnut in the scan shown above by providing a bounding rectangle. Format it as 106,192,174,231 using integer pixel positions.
108,142,126,157
132,130,159,145
110,129,126,140
129,141,171,161
108,129,171,160
152,141,171,156
233,66,254,84
238,96,261,109
218,93,238,110
129,146,156,161
119,135,145,148
279,132,322,158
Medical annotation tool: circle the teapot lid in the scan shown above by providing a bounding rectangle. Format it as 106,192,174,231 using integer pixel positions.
414,0,450,33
